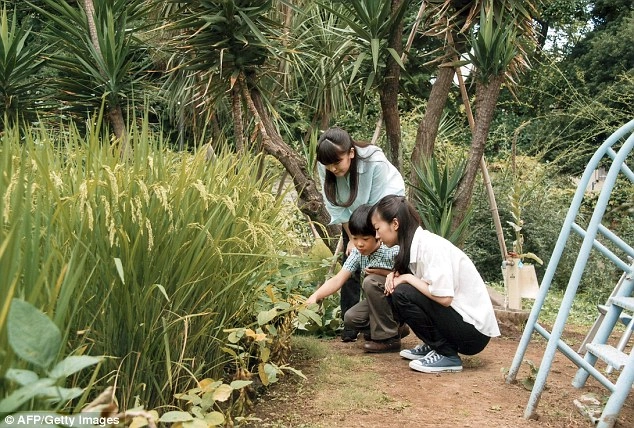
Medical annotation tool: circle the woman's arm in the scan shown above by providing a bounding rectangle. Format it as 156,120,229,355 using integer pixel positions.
385,272,453,307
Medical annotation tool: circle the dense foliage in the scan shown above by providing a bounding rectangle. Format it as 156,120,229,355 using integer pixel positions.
0,0,632,423
0,117,324,413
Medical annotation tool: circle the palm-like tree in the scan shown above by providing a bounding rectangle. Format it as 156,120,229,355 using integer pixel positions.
0,5,47,130
407,0,538,233
293,3,355,133
452,0,538,228
163,0,340,246
322,0,411,168
33,0,154,157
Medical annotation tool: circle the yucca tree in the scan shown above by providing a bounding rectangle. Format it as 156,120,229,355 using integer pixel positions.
452,0,537,228
409,0,476,185
292,3,355,132
162,0,340,247
31,0,154,157
0,5,47,129
321,0,411,168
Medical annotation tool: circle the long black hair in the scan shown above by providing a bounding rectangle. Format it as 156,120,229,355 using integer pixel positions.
316,127,372,207
370,195,422,274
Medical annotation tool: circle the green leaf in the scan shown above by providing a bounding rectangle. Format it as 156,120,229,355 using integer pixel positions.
521,252,544,265
8,299,61,369
158,411,194,423
263,363,278,384
279,365,307,380
5,369,38,386
204,412,225,426
40,385,84,403
151,284,170,302
183,419,209,428
0,379,56,413
386,47,405,69
229,380,253,390
257,308,279,325
48,355,103,380
114,257,125,284
370,38,380,71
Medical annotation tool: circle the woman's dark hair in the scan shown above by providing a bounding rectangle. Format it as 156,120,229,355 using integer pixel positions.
348,204,375,236
370,195,421,274
317,127,372,207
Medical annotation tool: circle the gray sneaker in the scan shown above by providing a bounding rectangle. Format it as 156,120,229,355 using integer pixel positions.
399,342,432,360
409,350,462,373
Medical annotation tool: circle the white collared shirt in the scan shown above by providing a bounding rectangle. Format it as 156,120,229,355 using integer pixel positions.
409,227,500,337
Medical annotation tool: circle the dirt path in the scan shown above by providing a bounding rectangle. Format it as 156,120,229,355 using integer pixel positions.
249,328,634,427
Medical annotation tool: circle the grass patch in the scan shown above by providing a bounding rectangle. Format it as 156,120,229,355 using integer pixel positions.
291,335,329,361
260,336,399,426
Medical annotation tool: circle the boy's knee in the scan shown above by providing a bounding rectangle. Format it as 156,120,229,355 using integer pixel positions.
362,273,384,293
343,308,360,328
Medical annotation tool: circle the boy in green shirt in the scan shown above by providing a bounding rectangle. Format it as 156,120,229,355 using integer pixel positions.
307,204,408,352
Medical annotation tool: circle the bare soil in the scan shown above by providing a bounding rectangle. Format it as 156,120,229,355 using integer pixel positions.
249,323,634,428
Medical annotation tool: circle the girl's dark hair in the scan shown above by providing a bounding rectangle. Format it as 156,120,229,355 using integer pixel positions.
370,195,421,274
348,204,375,236
317,127,372,207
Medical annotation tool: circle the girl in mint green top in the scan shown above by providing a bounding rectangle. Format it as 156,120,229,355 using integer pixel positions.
317,127,405,230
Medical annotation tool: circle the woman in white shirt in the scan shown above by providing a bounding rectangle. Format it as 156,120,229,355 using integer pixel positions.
370,195,500,373
317,127,405,342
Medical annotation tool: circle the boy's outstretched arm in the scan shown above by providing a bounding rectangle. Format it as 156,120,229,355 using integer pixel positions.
306,269,352,304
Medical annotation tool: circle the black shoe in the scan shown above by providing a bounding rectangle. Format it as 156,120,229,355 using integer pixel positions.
398,324,410,339
341,329,358,342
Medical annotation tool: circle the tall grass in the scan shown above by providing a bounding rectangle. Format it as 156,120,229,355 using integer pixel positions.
0,114,307,410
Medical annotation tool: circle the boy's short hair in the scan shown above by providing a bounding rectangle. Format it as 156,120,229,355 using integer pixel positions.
348,204,375,236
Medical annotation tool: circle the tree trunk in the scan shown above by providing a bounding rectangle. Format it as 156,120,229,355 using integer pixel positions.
231,83,245,151
239,73,340,249
82,0,128,158
409,65,455,186
379,0,405,169
452,74,504,228
83,0,100,56
108,104,127,154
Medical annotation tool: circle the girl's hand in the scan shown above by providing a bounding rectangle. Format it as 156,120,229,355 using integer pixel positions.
386,272,412,295
393,272,409,287
384,272,396,295
306,294,318,305
346,240,355,256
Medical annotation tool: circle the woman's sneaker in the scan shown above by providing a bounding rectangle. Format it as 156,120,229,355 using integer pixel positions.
408,350,463,373
399,342,432,360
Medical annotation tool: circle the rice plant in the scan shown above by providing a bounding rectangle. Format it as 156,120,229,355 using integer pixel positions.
1,113,310,410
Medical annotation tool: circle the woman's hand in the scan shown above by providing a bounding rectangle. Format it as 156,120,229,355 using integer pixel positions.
384,272,396,295
384,272,417,295
393,272,412,287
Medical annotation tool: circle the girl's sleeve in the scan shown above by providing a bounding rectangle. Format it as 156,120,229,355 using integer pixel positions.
423,245,455,297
